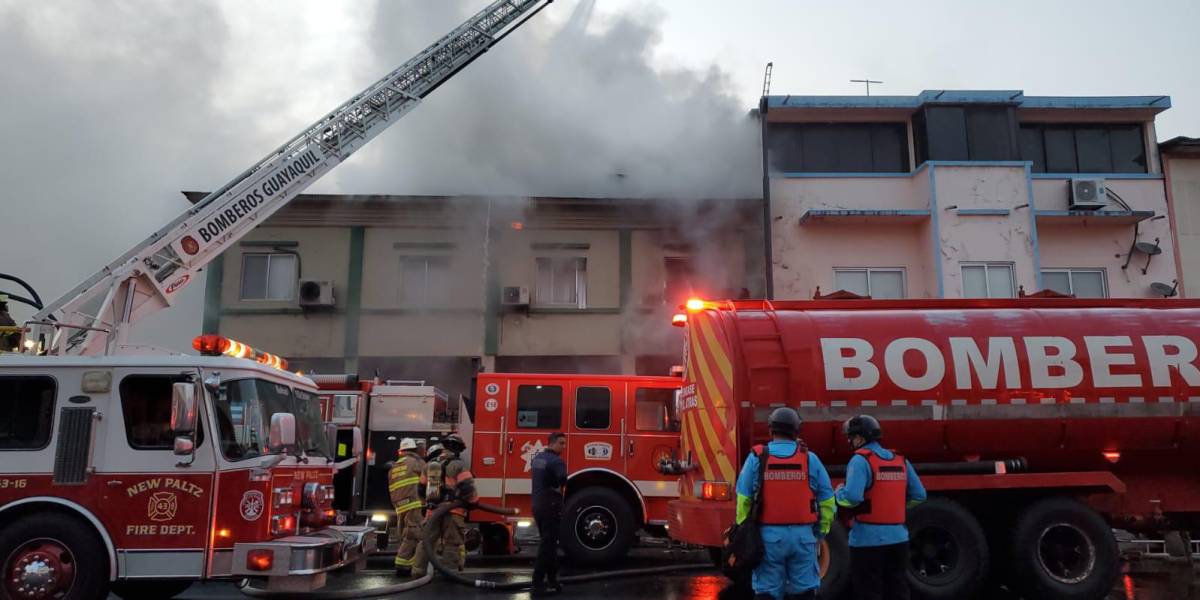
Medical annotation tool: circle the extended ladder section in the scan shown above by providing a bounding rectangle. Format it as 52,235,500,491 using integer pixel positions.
31,0,553,356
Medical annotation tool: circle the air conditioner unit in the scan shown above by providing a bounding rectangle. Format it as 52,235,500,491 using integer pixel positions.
501,286,530,306
1069,178,1108,210
298,280,335,308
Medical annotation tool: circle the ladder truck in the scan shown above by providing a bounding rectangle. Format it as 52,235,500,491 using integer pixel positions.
0,2,552,599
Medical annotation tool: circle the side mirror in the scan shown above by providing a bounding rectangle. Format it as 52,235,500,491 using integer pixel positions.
171,382,197,434
174,436,195,456
269,413,297,452
324,423,338,458
352,426,364,458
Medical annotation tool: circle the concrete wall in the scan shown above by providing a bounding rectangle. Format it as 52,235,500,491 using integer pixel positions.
1166,156,1200,297
220,227,351,310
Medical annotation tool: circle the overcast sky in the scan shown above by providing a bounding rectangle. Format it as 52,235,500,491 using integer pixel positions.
1,0,1197,353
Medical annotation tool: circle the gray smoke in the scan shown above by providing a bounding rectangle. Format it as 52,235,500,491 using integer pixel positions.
327,0,760,199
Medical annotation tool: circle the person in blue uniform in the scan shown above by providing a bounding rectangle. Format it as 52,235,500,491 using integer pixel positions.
735,407,836,600
530,431,568,596
835,414,926,600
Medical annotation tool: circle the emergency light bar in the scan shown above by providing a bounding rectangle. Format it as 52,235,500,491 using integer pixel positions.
192,335,289,371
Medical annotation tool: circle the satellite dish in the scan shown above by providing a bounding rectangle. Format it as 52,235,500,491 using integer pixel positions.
1135,241,1163,256
1151,280,1179,298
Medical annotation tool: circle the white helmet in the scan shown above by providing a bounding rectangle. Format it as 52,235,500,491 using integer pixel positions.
399,438,418,452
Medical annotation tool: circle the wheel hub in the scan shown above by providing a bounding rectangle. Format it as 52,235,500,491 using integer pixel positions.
5,540,74,600
909,526,959,581
584,515,609,539
1036,523,1096,585
575,506,617,551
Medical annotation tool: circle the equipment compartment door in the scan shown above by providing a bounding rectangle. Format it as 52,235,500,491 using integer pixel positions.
625,384,682,508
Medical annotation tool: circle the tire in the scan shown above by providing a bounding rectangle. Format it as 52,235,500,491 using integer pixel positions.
1009,497,1119,600
560,486,636,565
817,521,850,600
111,580,193,600
905,497,989,600
0,512,109,600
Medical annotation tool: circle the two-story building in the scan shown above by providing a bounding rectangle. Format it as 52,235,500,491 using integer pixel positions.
761,90,1177,300
1161,136,1200,298
194,192,761,396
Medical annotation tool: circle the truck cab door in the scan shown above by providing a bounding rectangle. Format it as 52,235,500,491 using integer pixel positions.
503,380,566,505
624,384,682,508
96,369,216,579
567,380,621,474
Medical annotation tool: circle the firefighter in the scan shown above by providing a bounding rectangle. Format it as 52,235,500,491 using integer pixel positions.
412,434,478,578
836,415,926,600
734,407,835,600
388,438,425,577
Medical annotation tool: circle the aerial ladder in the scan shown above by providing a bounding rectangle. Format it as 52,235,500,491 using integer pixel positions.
23,0,553,356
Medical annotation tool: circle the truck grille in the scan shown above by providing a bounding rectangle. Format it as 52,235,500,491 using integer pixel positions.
53,407,95,485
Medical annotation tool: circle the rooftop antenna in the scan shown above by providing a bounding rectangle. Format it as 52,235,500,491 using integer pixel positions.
851,78,883,96
762,62,774,97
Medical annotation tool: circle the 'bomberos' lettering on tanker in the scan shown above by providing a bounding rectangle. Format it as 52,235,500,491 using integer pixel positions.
820,335,1200,392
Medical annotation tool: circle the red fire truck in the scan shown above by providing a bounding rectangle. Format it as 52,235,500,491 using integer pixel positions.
471,372,682,565
668,298,1200,600
0,336,372,600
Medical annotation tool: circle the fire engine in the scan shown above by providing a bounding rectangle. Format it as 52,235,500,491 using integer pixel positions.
0,1,552,597
471,372,683,565
667,298,1200,599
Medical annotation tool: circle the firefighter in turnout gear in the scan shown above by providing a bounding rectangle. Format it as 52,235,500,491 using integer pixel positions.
836,415,926,600
389,438,425,577
412,434,478,578
735,407,836,600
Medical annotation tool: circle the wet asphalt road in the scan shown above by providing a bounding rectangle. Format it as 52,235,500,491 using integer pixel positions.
110,547,1175,600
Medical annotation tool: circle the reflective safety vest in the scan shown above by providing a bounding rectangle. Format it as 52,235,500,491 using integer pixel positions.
854,448,908,525
754,444,818,526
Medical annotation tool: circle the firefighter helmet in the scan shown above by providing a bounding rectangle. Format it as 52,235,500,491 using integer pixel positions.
399,438,418,452
426,444,444,462
843,414,883,442
443,434,466,454
767,407,802,438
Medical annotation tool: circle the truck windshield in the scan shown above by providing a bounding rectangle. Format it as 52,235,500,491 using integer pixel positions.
212,379,328,461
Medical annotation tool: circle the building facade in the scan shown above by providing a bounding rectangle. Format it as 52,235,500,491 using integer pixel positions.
1162,136,1200,298
761,90,1178,300
197,193,761,396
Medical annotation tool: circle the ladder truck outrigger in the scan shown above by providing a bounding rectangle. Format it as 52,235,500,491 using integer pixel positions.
0,2,552,599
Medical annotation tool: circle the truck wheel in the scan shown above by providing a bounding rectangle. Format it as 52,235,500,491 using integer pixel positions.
560,487,636,566
1010,498,1118,600
111,580,193,599
817,521,850,600
906,498,989,600
0,513,108,600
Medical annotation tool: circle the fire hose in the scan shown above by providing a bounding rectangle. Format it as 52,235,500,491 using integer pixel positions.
239,499,712,597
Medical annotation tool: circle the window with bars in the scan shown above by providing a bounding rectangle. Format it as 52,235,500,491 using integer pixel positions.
961,263,1016,298
399,256,451,306
833,268,906,299
1042,269,1107,298
240,253,297,300
535,257,587,307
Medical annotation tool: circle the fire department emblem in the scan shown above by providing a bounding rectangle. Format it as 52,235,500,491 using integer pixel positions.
240,490,265,522
147,492,177,522
484,398,498,412
485,383,500,395
520,440,545,473
584,442,612,461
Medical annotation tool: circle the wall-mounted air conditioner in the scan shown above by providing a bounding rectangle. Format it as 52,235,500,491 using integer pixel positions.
1069,178,1108,210
501,286,530,306
298,280,335,308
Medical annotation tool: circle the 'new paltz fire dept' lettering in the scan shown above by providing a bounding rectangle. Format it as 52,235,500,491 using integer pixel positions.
126,477,204,499
196,150,321,244
821,335,1200,392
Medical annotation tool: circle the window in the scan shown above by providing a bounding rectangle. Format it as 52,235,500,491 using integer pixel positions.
635,388,680,432
535,257,587,307
331,394,358,421
921,106,1018,162
120,375,204,450
1018,124,1147,173
767,123,909,173
399,256,451,306
961,263,1015,298
834,268,906,299
663,256,696,305
1042,269,1107,298
240,253,297,300
574,387,611,430
516,385,562,429
212,379,326,461
0,376,55,450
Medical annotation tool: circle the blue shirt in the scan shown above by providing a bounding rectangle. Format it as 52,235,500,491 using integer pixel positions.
530,448,567,500
835,441,926,547
735,440,835,543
